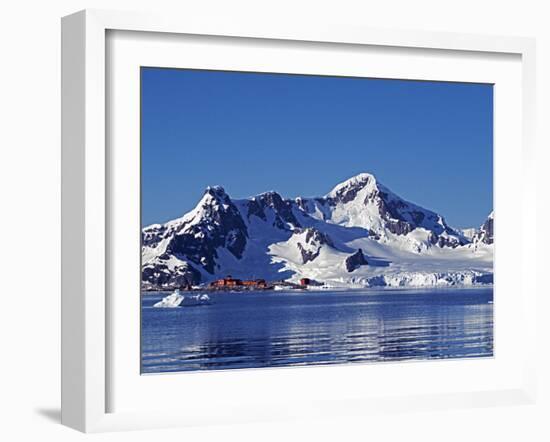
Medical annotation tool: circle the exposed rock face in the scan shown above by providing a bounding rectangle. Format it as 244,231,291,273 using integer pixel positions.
473,212,494,245
375,190,416,236
142,224,167,247
295,228,334,264
142,260,201,288
304,227,333,247
429,232,463,248
328,174,370,204
345,248,369,272
247,191,301,230
246,198,267,221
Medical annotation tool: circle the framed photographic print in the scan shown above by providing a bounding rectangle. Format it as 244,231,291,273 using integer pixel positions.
61,9,538,432
139,67,495,374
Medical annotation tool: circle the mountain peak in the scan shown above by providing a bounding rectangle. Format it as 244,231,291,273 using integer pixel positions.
472,211,494,246
205,185,227,195
327,173,376,195
326,172,378,202
256,190,281,198
202,185,232,204
350,172,376,181
252,190,287,208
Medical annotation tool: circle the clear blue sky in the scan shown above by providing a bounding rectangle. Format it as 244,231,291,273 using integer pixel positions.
141,68,493,229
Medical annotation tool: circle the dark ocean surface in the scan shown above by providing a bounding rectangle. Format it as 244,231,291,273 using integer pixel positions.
141,288,493,374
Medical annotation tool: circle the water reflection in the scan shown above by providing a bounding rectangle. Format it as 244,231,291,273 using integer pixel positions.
141,289,493,373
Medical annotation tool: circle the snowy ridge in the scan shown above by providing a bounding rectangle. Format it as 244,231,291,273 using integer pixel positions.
472,211,494,247
296,172,467,252
326,172,378,198
142,173,493,289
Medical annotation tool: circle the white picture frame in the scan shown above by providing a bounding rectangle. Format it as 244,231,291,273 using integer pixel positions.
61,9,537,433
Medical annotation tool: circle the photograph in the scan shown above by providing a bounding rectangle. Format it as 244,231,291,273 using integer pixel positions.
140,67,494,374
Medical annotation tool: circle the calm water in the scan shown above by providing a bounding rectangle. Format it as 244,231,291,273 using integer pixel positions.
141,288,493,374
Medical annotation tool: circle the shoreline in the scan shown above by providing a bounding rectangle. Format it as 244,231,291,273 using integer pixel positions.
141,284,494,295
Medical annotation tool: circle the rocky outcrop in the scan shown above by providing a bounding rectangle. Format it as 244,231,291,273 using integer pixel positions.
247,191,301,230
295,228,334,264
345,248,369,272
473,212,494,245
141,260,201,288
428,232,464,248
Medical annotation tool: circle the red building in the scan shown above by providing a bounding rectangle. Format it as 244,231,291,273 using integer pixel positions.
210,276,242,287
300,278,311,286
242,279,267,288
211,277,268,289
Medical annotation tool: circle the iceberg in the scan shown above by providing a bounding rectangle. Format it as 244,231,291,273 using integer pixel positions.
153,290,184,308
153,290,212,308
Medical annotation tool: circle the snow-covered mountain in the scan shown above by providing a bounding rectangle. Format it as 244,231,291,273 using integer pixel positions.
472,211,494,246
142,173,493,289
295,173,467,250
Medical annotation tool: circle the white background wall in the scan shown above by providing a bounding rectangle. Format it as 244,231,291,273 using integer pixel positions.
0,1,548,441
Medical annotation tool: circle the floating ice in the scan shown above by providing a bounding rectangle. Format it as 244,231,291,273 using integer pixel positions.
153,290,211,308
153,290,184,308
